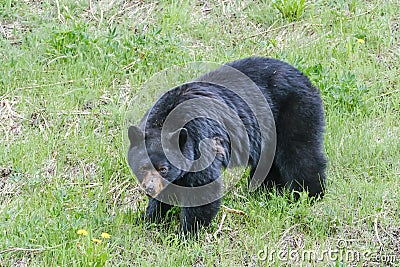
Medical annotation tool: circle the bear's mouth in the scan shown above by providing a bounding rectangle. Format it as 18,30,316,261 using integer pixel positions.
140,171,167,197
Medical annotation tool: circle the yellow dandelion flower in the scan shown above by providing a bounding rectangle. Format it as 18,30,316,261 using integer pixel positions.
101,232,111,239
77,229,88,236
357,38,365,43
93,238,102,244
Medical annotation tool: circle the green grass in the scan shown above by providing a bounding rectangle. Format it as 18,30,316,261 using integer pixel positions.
1,0,399,266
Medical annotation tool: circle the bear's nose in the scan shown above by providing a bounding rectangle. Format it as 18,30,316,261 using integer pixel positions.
144,184,155,195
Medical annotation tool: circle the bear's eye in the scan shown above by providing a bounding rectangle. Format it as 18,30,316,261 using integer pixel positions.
158,166,168,176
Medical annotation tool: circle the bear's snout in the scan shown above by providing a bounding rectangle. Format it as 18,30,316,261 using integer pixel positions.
143,183,155,195
141,171,165,197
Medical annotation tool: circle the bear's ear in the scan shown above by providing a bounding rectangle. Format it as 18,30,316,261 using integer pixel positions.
169,128,188,149
128,126,143,147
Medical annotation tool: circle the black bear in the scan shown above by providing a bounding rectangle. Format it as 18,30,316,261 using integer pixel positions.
127,57,327,235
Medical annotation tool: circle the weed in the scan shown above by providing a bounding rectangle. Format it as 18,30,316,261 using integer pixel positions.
272,0,307,22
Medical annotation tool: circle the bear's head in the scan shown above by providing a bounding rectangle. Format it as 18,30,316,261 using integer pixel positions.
127,126,191,197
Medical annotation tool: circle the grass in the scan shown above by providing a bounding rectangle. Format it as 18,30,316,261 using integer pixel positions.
0,0,399,266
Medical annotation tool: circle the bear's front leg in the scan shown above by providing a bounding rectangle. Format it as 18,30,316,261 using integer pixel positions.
180,199,221,236
145,197,172,223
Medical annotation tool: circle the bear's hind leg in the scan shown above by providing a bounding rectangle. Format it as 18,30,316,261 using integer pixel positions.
274,92,327,198
275,142,326,198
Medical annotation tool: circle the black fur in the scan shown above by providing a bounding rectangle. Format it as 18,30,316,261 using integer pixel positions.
128,57,327,236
